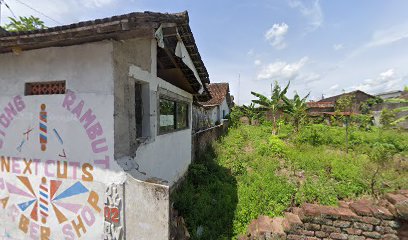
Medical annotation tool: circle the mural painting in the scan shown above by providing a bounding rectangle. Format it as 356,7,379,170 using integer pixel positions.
0,91,125,240
104,184,123,240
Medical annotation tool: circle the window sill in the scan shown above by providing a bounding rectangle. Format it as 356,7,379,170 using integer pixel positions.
136,137,150,144
158,127,190,136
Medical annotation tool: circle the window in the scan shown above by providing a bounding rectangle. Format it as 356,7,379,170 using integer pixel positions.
159,98,175,133
135,83,143,138
177,102,188,129
159,97,189,134
132,80,150,145
25,81,66,95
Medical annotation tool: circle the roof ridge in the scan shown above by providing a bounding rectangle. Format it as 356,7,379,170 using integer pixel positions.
0,11,189,36
0,10,210,88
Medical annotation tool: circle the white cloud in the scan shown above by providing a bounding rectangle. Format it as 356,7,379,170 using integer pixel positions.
265,23,289,49
0,0,116,26
329,84,339,90
82,0,114,8
333,44,344,51
254,59,262,66
289,0,323,31
301,72,321,84
257,57,309,81
351,68,404,94
380,68,395,79
349,22,408,58
366,25,408,48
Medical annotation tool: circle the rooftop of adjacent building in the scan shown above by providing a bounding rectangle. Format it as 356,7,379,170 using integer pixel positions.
198,82,232,108
0,11,212,98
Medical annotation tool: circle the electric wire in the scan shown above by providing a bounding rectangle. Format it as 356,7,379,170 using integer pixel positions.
3,0,17,18
11,0,62,25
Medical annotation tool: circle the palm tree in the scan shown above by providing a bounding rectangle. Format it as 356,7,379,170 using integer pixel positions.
283,92,310,132
251,81,290,134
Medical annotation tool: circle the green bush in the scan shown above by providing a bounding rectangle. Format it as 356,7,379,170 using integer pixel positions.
228,106,244,127
173,123,408,239
268,136,287,156
295,176,339,205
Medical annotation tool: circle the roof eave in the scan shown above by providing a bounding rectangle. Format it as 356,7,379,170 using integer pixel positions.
0,11,211,96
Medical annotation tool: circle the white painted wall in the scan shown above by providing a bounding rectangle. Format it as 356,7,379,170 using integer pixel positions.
127,64,193,187
125,177,170,240
0,42,115,95
220,98,230,119
0,38,198,240
208,107,219,125
207,98,230,125
0,42,127,239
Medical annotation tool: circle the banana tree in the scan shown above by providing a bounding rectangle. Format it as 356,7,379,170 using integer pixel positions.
3,16,46,32
241,103,263,125
251,81,290,134
283,92,310,132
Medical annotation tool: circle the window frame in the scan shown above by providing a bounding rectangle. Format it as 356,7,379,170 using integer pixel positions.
131,79,151,147
157,91,190,135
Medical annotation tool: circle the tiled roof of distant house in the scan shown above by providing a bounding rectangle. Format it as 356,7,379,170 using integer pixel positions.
307,102,335,108
318,90,374,103
199,83,231,108
307,101,336,116
308,111,352,117
375,90,403,96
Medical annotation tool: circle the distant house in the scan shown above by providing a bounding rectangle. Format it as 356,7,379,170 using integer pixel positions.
375,90,403,100
196,83,233,127
307,102,335,116
318,90,375,114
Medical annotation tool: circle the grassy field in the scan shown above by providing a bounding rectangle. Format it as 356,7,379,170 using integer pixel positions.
172,124,408,239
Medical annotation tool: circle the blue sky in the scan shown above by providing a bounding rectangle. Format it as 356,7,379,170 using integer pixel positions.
1,0,408,104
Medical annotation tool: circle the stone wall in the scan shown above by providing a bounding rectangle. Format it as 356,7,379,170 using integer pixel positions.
191,120,229,162
240,190,408,240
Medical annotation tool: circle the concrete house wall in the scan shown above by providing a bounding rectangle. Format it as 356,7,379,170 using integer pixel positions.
208,106,219,125
0,42,128,239
220,98,230,119
111,37,195,238
208,98,230,125
0,37,195,239
112,38,193,187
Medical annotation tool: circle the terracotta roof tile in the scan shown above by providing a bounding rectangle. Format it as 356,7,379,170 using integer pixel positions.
307,102,335,108
199,83,230,107
318,90,374,103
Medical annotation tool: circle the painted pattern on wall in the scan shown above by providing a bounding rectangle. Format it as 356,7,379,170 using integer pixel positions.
0,90,125,240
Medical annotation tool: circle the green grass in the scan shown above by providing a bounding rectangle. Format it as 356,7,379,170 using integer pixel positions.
172,124,408,239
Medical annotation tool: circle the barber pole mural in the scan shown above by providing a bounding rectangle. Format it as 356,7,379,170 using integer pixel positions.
39,104,48,152
0,91,125,239
38,177,49,224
